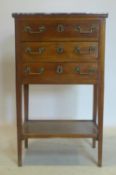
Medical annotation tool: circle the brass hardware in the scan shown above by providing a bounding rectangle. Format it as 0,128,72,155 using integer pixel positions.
75,24,97,34
89,67,96,73
38,48,45,54
25,47,32,53
75,66,96,75
37,67,45,74
56,65,63,74
75,66,80,73
56,47,64,54
57,24,64,32
74,47,80,54
24,25,46,34
74,46,96,54
24,66,44,75
24,66,31,74
25,47,45,55
89,46,96,53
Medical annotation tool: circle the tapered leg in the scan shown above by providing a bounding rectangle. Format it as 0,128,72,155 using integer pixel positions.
24,84,29,148
92,84,98,148
17,138,22,166
16,83,22,166
98,81,104,167
97,19,105,167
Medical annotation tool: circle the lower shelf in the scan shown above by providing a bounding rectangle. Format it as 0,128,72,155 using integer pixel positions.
22,120,98,139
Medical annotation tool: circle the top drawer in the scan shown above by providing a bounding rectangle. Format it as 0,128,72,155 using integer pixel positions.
19,19,99,41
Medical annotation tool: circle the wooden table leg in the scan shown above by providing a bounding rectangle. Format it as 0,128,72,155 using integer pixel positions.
97,19,105,167
92,84,98,148
24,84,29,149
16,83,22,166
98,80,104,167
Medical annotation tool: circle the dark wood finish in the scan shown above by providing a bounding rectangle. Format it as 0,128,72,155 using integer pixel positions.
24,84,29,148
12,13,108,166
15,18,23,166
92,84,98,148
22,62,98,84
97,18,106,167
23,120,98,138
22,42,98,62
19,19,99,41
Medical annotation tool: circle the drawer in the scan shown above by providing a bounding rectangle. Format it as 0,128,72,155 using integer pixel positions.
22,63,98,84
19,19,99,41
22,42,98,63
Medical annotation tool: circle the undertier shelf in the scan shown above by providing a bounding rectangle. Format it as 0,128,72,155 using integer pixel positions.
23,120,98,138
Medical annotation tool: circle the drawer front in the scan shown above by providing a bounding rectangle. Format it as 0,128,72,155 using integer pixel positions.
20,19,99,41
22,63,98,84
22,42,98,63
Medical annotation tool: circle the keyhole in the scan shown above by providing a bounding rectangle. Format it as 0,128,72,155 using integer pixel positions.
56,65,63,74
57,24,64,32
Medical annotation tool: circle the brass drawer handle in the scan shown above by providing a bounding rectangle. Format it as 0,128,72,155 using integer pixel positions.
75,66,96,75
24,66,44,75
56,65,63,74
25,47,45,55
75,24,97,34
37,67,45,74
24,25,46,34
56,47,64,54
89,46,96,53
24,66,31,74
74,46,96,54
57,24,64,32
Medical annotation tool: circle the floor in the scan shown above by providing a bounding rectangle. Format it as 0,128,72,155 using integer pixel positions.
0,125,116,175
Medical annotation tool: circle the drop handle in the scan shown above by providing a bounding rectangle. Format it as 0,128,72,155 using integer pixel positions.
24,66,31,74
25,47,45,55
74,46,96,54
24,66,45,75
37,67,45,74
75,66,96,75
56,65,63,74
75,24,97,34
24,25,46,34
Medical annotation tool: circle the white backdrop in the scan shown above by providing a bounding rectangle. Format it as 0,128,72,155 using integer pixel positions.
0,0,115,126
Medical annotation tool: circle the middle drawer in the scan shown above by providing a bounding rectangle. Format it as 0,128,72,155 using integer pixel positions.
21,42,98,63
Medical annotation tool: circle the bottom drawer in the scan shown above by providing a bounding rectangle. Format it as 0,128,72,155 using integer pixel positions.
22,63,98,84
